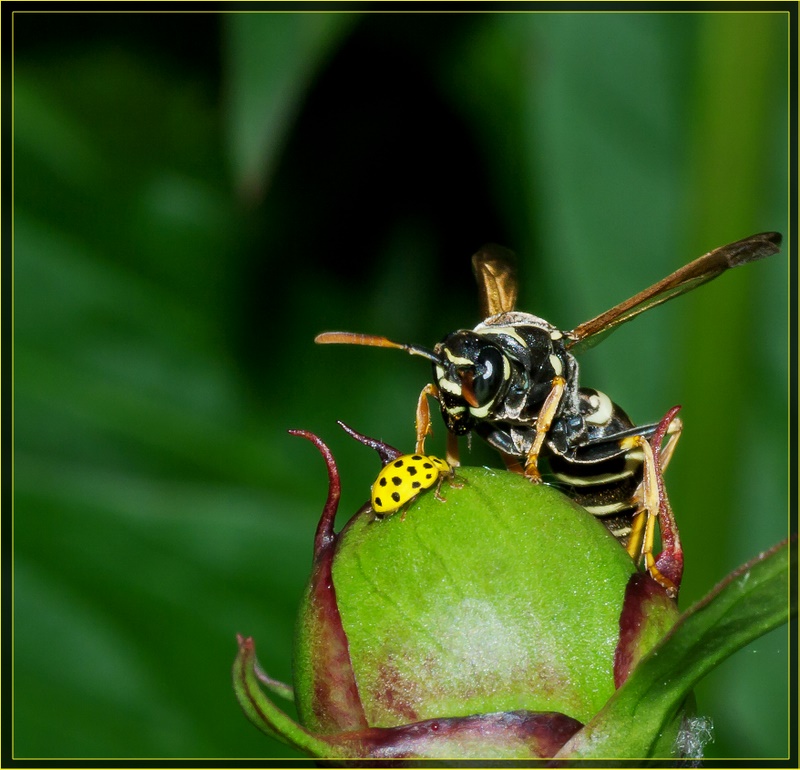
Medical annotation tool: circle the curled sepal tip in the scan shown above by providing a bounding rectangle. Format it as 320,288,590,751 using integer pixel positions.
233,635,339,757
337,420,403,465
288,429,340,555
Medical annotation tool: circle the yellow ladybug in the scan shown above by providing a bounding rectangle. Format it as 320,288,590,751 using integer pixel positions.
371,454,452,515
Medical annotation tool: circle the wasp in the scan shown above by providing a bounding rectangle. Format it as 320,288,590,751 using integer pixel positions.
316,232,782,592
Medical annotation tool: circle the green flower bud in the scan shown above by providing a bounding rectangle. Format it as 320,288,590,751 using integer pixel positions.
234,428,691,760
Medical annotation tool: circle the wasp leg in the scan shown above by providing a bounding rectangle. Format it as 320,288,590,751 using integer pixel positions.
414,383,439,454
524,376,566,482
620,433,678,597
501,453,525,474
414,382,461,467
445,431,460,468
657,415,683,472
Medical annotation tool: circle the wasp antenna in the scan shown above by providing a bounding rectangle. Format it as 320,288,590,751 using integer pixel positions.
403,344,440,363
314,331,439,363
315,331,406,349
337,420,403,464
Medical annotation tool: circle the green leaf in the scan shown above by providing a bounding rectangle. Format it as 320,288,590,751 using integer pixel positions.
558,537,795,759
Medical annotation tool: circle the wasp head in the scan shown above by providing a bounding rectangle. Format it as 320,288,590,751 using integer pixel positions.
431,331,511,434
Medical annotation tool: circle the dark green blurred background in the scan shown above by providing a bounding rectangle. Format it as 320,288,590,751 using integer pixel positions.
13,10,790,760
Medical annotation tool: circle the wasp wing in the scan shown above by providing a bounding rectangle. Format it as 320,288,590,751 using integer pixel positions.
567,232,782,352
472,244,519,317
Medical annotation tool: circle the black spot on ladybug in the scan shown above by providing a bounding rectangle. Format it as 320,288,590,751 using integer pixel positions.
412,481,421,489
407,467,418,476
393,459,404,467
412,455,423,460
391,492,401,503
423,462,434,469
379,477,387,487
391,476,402,486
375,497,383,507
425,473,434,480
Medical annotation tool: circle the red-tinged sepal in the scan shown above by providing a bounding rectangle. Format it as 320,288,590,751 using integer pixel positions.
330,710,584,760
614,573,680,688
652,406,684,595
288,430,367,734
613,409,684,688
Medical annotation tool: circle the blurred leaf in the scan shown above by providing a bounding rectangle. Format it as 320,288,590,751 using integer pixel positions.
13,73,106,188
673,15,789,758
223,12,356,198
13,37,311,759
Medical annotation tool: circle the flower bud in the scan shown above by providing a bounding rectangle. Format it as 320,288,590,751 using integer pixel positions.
235,429,684,760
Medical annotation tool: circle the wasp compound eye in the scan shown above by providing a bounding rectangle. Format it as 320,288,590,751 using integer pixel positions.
470,345,506,406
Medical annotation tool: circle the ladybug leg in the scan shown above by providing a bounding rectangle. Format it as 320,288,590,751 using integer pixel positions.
433,474,449,502
523,376,566,482
436,464,463,496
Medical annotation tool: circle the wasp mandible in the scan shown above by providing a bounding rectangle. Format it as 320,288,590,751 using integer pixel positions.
316,232,782,592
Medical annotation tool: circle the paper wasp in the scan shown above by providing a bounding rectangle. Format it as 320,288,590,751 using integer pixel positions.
316,232,782,592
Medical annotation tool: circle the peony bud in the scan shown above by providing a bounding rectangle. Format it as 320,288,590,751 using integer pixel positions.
234,426,692,760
